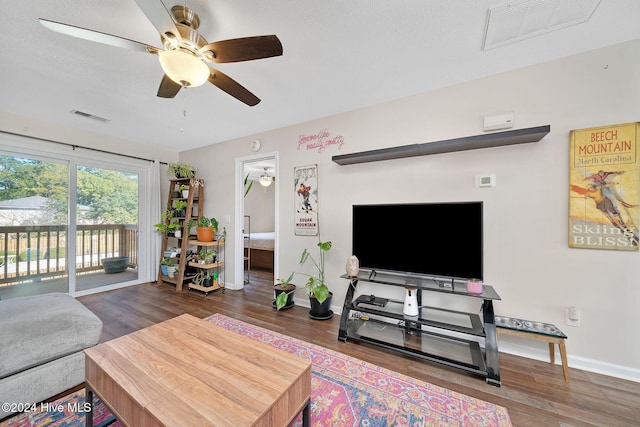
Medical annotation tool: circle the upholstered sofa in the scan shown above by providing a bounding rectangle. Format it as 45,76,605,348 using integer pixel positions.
0,293,103,419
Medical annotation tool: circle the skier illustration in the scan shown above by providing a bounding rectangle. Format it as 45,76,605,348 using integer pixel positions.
297,183,313,213
570,183,639,246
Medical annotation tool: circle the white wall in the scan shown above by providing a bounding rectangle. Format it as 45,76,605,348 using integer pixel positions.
180,39,640,381
244,181,275,233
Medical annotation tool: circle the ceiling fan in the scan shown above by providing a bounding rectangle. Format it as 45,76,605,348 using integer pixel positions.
39,0,282,106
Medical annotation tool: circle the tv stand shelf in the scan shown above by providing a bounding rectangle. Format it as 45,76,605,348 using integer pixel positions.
338,271,501,386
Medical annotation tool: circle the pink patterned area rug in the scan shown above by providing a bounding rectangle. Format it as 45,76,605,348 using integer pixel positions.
207,313,511,427
2,314,511,426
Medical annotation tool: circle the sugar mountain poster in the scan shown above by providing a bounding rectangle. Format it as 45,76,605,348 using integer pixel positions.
294,164,318,236
569,122,640,250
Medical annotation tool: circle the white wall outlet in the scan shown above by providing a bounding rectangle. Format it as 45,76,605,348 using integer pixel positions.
565,305,581,327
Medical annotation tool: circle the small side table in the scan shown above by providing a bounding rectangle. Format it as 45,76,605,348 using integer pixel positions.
495,316,569,382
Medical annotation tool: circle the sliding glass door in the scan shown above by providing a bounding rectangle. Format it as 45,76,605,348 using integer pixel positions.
0,154,70,298
0,145,147,299
73,164,139,293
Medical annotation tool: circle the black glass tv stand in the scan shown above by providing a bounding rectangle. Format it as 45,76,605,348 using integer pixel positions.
338,270,501,386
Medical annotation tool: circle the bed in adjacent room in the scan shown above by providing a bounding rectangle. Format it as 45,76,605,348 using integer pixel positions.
244,231,274,270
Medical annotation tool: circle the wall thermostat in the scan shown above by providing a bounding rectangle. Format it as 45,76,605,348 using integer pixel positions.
476,174,496,188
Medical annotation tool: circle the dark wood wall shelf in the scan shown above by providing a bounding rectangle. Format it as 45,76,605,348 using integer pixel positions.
332,125,550,166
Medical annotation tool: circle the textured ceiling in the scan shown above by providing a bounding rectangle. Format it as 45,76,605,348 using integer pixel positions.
1,0,639,152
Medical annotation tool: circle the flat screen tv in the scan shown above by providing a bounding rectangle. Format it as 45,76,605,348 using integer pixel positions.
352,202,483,281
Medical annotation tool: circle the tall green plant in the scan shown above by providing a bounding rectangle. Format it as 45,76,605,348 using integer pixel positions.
275,240,332,310
300,240,332,303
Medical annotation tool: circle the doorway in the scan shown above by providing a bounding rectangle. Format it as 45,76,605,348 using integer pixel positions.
235,152,278,289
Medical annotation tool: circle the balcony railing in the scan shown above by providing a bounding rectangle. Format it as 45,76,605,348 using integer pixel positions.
0,224,138,286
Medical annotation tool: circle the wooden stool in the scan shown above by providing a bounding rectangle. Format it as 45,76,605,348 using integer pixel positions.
495,316,569,382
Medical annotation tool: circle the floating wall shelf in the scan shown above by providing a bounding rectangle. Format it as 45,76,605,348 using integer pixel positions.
332,125,551,166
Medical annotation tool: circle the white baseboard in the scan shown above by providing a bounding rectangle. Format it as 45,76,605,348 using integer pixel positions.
295,299,640,383
496,341,640,383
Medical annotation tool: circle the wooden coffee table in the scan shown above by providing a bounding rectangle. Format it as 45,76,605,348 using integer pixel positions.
84,314,311,426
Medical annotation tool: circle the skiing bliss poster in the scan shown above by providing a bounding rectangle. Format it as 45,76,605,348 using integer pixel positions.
294,164,318,236
569,122,640,250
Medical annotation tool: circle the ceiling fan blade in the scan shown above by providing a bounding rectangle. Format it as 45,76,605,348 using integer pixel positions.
208,68,260,106
134,0,182,44
202,35,283,63
39,19,159,54
157,75,182,98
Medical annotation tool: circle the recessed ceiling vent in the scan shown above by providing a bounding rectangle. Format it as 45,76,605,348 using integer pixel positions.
70,109,110,123
482,0,601,51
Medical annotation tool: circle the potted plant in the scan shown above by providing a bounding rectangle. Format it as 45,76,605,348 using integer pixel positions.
168,162,196,179
196,216,218,242
160,257,175,276
179,184,190,198
198,249,216,264
298,240,333,319
173,200,187,218
274,272,296,310
193,270,215,287
276,241,333,320
154,210,179,236
166,259,178,278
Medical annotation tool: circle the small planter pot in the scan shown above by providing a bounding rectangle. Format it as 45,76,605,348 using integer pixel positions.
273,284,296,310
196,227,214,242
166,266,176,278
161,265,168,276
308,292,333,320
182,190,189,198
102,256,129,274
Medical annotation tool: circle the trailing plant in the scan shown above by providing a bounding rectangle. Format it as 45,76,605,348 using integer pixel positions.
154,210,179,234
193,270,215,286
168,162,196,179
174,200,187,210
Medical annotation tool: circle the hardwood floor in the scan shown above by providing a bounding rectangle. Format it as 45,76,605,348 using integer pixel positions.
78,270,640,427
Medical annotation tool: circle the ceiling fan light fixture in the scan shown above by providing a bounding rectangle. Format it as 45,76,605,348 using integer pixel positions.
259,175,274,186
158,49,209,87
259,168,275,187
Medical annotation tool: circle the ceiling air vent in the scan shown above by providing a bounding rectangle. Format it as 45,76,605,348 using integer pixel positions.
70,109,110,123
482,0,601,51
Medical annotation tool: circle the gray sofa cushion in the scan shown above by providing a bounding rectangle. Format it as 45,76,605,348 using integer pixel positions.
0,293,103,379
